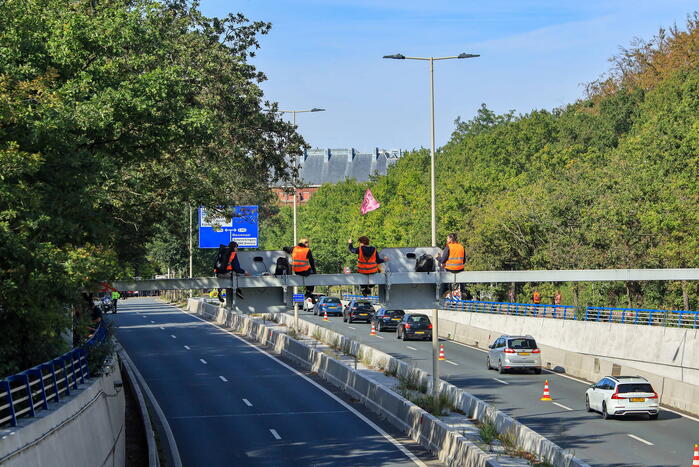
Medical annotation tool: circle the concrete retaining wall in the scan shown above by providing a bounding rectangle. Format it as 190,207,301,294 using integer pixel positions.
428,309,699,417
0,359,125,467
187,299,588,467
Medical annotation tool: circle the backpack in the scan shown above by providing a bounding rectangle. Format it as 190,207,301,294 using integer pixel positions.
415,254,435,272
274,256,290,276
213,244,230,275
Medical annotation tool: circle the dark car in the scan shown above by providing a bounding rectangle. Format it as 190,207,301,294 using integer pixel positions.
396,313,432,341
371,309,405,332
343,300,375,323
313,296,343,316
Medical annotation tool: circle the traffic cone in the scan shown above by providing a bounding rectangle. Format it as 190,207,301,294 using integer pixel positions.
693,444,699,466
439,344,446,361
323,310,328,321
540,380,553,401
370,323,376,336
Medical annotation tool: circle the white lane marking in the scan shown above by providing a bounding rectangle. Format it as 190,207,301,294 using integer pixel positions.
184,345,190,350
150,320,155,323
242,398,253,407
172,410,347,420
406,346,417,351
160,326,165,330
348,326,356,330
183,307,427,466
142,315,147,318
553,402,573,411
441,337,699,423
270,429,282,440
375,335,384,339
493,378,509,385
627,434,654,446
199,359,207,365
171,335,176,339
219,376,228,382
445,360,458,366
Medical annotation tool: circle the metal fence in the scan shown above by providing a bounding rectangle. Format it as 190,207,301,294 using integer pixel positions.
0,325,106,428
441,300,699,329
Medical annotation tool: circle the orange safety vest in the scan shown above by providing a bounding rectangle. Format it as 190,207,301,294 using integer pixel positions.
291,246,311,272
533,291,541,304
357,247,379,274
226,251,237,271
445,242,465,271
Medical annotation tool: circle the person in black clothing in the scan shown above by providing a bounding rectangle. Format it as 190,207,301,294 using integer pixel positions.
348,236,389,296
283,238,316,298
217,241,249,301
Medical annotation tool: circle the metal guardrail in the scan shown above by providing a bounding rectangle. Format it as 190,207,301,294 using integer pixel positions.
441,300,699,329
0,325,106,427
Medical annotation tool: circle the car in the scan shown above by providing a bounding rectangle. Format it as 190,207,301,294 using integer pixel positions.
486,335,542,374
585,376,659,420
342,300,375,323
396,313,432,341
313,296,343,316
371,309,405,332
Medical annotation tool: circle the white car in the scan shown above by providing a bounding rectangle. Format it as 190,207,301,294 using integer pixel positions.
585,376,659,420
486,335,542,374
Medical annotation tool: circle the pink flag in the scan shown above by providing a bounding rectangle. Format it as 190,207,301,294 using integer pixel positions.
360,188,380,215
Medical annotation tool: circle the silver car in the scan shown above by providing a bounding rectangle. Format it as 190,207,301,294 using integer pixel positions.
486,335,542,374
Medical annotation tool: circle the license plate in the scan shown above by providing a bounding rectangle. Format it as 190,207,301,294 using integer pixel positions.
630,398,645,402
415,331,424,334
392,318,400,321
360,313,368,316
519,352,530,356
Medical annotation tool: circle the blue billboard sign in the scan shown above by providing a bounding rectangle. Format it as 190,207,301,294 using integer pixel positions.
199,206,259,249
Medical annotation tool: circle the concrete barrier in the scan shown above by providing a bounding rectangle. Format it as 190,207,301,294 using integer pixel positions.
187,299,588,467
0,357,125,467
427,309,699,417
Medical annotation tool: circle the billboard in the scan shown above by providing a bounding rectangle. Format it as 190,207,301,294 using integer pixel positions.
199,206,259,249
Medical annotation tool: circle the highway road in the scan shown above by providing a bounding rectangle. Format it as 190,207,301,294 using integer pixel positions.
112,297,438,466
298,308,699,467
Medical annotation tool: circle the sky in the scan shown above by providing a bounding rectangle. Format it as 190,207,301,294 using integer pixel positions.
201,1,697,151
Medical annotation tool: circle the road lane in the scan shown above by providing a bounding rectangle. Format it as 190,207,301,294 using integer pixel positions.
113,298,432,466
300,309,699,467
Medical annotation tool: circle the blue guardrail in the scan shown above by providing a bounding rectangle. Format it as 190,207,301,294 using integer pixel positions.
0,325,107,427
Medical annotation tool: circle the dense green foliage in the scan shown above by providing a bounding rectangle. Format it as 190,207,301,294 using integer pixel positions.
262,15,699,310
0,0,303,375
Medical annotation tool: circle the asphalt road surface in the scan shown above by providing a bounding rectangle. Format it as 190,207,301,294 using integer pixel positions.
112,297,438,467
299,308,699,467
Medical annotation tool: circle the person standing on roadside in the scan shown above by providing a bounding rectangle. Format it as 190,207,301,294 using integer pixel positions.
533,290,541,305
111,290,121,313
348,236,388,296
283,238,316,298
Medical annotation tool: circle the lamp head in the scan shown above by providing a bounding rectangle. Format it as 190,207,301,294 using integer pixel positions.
458,53,480,59
383,54,405,59
310,108,325,112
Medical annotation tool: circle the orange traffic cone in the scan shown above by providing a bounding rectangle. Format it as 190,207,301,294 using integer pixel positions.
323,310,328,321
693,444,699,466
540,380,553,401
370,323,377,336
439,344,446,361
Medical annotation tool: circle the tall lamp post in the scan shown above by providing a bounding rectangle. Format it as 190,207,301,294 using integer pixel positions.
383,52,479,410
276,108,326,245
275,107,325,331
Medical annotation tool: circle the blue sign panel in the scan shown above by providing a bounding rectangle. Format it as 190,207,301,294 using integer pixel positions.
199,206,259,249
292,294,305,303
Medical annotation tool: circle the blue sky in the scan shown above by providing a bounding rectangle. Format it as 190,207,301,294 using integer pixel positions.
201,1,697,151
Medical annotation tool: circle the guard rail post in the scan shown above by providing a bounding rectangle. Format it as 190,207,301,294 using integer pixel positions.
28,367,49,411
1,380,16,426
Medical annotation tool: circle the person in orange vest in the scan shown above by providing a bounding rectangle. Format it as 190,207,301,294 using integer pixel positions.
348,236,388,296
436,233,466,298
218,241,249,300
283,238,316,298
532,290,541,304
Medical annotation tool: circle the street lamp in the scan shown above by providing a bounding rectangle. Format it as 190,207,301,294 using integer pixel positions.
384,51,479,411
276,108,326,245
